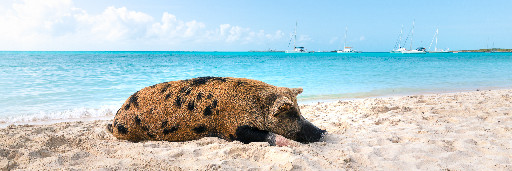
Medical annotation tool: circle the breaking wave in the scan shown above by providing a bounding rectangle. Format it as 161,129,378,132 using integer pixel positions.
0,105,119,127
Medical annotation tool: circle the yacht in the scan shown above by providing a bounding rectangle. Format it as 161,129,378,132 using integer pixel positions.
393,21,426,54
427,28,450,53
337,47,360,53
286,46,307,53
428,49,450,53
402,47,426,54
337,27,361,53
391,47,407,53
391,25,406,53
285,22,308,53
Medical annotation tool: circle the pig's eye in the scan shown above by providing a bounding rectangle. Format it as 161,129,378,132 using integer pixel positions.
278,103,291,111
284,110,300,119
274,104,299,119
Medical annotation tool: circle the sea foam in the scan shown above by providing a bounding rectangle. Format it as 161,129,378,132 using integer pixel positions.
0,105,118,128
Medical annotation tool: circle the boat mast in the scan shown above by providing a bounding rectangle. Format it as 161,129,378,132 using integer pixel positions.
435,28,438,51
344,27,348,49
410,21,415,50
428,28,438,51
399,25,403,49
293,21,297,48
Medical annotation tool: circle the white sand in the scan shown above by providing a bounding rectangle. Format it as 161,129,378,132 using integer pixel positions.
1,89,511,170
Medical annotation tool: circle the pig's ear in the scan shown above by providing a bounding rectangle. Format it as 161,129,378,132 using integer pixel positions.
290,88,303,96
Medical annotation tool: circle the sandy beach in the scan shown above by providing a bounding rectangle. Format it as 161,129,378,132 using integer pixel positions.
1,89,511,170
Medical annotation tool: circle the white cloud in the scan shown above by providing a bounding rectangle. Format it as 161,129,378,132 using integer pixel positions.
298,35,312,42
184,20,205,38
75,6,154,41
0,0,76,49
359,36,366,41
0,0,283,50
219,24,231,37
267,30,284,40
226,26,245,42
205,24,283,45
329,37,339,44
247,30,284,44
147,12,206,41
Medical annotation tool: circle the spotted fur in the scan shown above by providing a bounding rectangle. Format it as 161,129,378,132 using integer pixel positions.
109,77,325,144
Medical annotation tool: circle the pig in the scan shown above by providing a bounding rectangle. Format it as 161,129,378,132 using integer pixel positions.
108,77,325,145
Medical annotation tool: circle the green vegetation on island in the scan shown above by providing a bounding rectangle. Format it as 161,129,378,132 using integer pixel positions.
458,48,512,52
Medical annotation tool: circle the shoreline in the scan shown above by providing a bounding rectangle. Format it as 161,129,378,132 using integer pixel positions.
2,88,512,170
299,85,510,104
3,86,510,128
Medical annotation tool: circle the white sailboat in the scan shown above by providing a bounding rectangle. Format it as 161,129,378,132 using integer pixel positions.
401,21,426,54
391,25,407,53
337,27,361,53
285,22,308,53
402,47,426,54
427,28,450,53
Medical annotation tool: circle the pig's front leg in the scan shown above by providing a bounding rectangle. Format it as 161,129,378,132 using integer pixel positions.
234,125,293,146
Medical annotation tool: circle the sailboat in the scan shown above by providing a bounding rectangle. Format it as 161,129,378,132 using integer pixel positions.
285,22,308,53
391,25,407,53
401,21,426,54
427,28,450,53
337,27,361,53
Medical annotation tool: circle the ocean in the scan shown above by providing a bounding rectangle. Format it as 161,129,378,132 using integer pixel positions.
1,51,511,125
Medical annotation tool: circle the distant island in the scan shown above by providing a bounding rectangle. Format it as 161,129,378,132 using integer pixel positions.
247,48,512,53
457,48,512,52
248,50,284,52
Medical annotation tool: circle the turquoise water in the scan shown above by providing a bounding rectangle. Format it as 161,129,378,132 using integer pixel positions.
1,51,511,124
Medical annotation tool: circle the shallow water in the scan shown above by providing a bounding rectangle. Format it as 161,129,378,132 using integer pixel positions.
1,51,511,124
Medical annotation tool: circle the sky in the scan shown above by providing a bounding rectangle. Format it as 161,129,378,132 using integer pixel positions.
0,0,511,51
